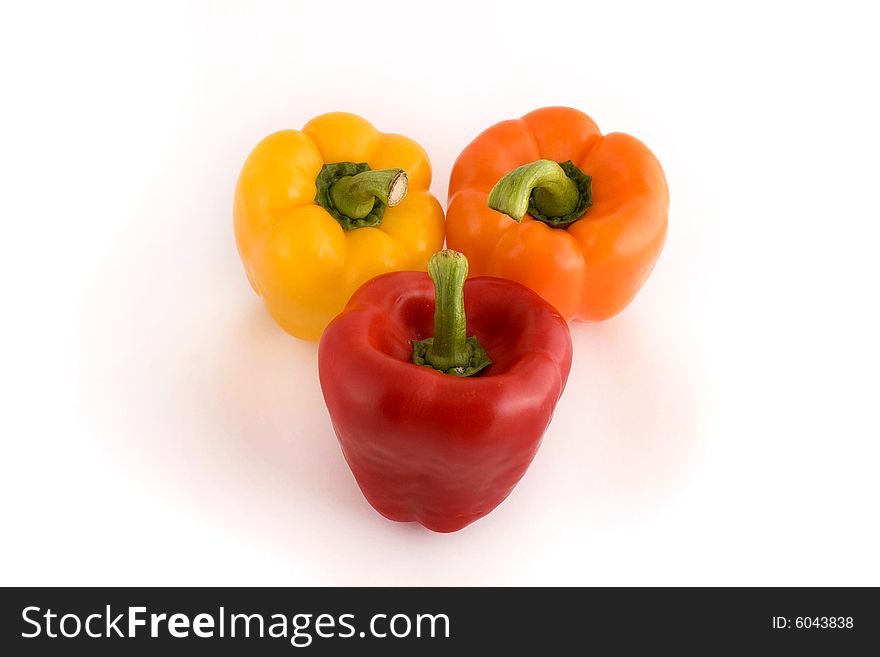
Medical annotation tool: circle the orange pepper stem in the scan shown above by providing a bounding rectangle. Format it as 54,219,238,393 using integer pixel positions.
315,162,408,230
488,159,592,228
411,250,491,377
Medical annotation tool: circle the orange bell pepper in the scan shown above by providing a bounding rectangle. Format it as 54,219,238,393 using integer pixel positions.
446,107,668,321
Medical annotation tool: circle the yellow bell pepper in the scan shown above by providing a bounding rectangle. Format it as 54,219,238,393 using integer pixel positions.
234,112,445,340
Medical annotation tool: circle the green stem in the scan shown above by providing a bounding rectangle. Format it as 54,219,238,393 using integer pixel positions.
330,168,407,218
314,162,408,231
425,251,469,371
411,250,491,377
487,159,592,228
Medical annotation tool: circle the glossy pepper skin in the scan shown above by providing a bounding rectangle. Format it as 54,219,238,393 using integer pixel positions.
447,106,668,322
234,112,445,341
318,252,572,533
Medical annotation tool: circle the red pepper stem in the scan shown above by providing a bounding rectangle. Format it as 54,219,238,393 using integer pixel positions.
425,250,471,371
411,250,492,377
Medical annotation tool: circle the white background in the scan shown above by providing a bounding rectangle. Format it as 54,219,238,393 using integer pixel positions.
2,0,878,586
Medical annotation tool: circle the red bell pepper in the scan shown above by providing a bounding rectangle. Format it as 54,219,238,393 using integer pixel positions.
318,250,572,532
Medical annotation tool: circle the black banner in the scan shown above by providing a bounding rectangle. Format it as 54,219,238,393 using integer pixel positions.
1,587,876,654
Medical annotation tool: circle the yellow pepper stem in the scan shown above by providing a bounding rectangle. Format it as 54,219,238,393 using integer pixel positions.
315,162,408,231
330,168,407,219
